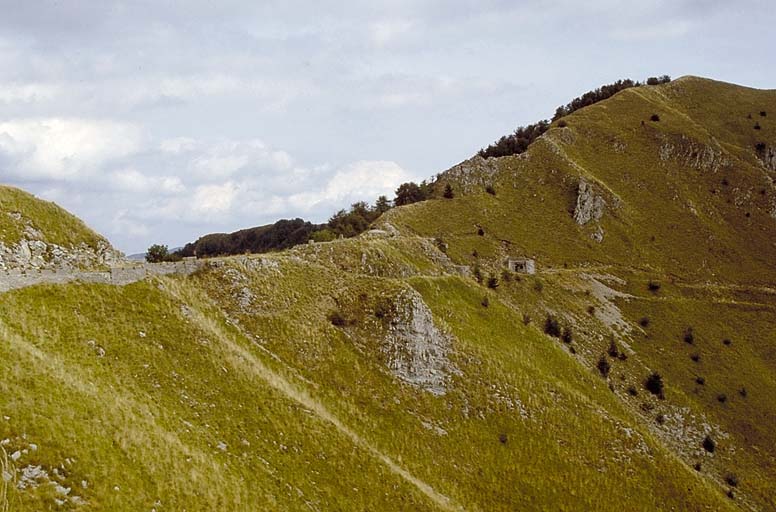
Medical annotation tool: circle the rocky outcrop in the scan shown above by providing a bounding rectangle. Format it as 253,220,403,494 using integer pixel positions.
658,135,729,173
0,210,121,271
759,145,776,172
0,239,120,271
383,289,458,395
441,156,500,194
573,178,606,225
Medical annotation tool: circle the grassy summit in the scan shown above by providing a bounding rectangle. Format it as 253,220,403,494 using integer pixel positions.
0,185,106,250
1,76,775,511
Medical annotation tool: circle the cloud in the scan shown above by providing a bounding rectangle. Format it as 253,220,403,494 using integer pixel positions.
609,19,694,41
370,19,416,47
0,118,142,180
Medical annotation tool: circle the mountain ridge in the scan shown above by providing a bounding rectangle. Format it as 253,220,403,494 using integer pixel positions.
1,75,775,511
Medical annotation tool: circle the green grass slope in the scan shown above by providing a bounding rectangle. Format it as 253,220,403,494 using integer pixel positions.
0,185,106,250
1,76,774,511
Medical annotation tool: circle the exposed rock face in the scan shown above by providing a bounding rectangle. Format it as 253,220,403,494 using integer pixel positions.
573,178,606,225
0,210,121,271
760,146,776,172
658,135,729,173
383,289,457,395
441,156,500,194
0,239,120,271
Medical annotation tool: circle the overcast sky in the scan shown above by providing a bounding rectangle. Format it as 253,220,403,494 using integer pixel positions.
1,0,774,253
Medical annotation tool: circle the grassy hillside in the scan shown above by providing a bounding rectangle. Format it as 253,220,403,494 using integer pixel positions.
0,186,106,250
1,76,774,511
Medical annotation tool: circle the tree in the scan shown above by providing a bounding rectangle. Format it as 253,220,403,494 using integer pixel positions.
394,182,429,206
443,183,454,199
374,195,392,214
146,244,170,263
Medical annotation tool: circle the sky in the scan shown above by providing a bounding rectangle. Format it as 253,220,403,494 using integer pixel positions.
0,0,774,254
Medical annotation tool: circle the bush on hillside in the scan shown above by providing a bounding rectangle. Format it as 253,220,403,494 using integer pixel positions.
645,372,665,398
683,327,695,345
702,435,716,453
443,183,454,199
597,355,611,377
544,315,562,337
487,275,500,289
485,185,496,195
650,113,661,122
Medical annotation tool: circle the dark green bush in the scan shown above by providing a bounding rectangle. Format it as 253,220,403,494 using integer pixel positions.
597,356,611,377
702,435,716,453
544,315,561,337
645,372,665,398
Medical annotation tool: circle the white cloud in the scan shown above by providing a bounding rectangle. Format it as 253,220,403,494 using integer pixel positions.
0,118,142,180
191,182,237,215
609,19,693,41
0,82,61,103
370,19,416,47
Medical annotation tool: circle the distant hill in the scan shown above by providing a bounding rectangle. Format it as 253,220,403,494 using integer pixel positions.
177,218,321,257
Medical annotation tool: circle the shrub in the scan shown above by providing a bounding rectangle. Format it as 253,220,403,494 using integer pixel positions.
702,435,716,453
656,414,666,425
717,393,727,403
501,270,512,283
627,386,638,396
650,113,661,122
146,244,170,263
696,376,705,385
374,299,393,320
472,249,479,258
683,328,695,345
739,387,747,398
485,185,496,195
499,433,508,444
597,356,611,377
607,339,620,358
533,280,544,292
557,120,568,128
443,183,454,199
647,280,661,292
691,353,700,363
639,317,650,327
587,305,596,315
727,490,735,500
760,110,767,117
522,313,532,325
477,227,485,236
693,462,702,471
561,328,573,344
755,142,767,154
645,372,665,398
327,310,348,327
544,315,562,337
473,266,483,284
481,296,490,308
725,474,739,487
754,122,761,130
487,275,500,289
723,338,732,346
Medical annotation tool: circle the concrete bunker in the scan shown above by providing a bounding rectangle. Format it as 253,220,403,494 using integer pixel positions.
506,258,536,274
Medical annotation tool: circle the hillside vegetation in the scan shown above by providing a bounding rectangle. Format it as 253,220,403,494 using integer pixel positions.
1,76,775,511
0,186,105,250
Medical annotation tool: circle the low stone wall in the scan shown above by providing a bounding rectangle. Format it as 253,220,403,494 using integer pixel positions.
0,259,205,293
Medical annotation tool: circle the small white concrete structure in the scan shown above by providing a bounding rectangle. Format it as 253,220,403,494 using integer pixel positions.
507,258,536,274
